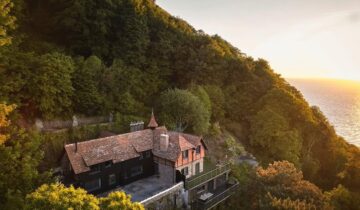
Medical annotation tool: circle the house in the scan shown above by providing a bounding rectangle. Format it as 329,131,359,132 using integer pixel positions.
61,112,238,209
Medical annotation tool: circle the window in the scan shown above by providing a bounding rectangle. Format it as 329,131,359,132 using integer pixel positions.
196,145,201,154
195,163,200,174
89,165,101,174
84,179,101,192
105,161,112,168
182,150,188,160
109,174,116,185
145,151,151,158
139,153,143,160
130,166,143,177
181,167,189,176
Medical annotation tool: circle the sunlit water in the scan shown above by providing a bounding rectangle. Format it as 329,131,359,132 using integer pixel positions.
288,79,360,147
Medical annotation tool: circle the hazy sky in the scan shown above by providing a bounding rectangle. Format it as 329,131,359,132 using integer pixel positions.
157,0,360,81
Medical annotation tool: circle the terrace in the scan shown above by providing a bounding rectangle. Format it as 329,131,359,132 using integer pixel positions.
193,180,239,210
99,175,175,202
184,160,231,190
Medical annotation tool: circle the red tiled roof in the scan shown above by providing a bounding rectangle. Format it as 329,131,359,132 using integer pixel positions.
179,135,196,151
64,127,204,174
147,111,158,128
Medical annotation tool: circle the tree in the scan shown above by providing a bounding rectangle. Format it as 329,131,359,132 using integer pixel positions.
31,52,75,119
189,85,212,116
221,161,329,210
25,183,99,210
256,161,326,205
0,106,51,209
159,89,210,134
0,0,16,46
203,85,225,121
325,185,360,210
99,191,144,210
72,56,103,115
249,107,302,165
26,183,144,210
0,103,14,144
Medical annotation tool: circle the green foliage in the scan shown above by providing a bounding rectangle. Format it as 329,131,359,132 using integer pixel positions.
99,191,144,210
203,85,225,121
159,88,210,134
0,108,51,209
25,183,144,210
0,50,75,119
221,161,329,210
189,85,212,116
42,122,113,169
0,0,16,46
72,56,104,115
112,112,143,133
249,107,302,165
25,183,100,210
225,134,245,159
0,0,358,205
325,185,360,210
34,53,75,119
0,103,15,144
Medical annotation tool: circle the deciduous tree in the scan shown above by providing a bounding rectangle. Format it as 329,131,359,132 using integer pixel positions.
159,89,210,134
0,0,16,46
25,183,99,210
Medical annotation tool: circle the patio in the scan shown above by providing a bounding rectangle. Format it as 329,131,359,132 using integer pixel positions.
99,175,175,202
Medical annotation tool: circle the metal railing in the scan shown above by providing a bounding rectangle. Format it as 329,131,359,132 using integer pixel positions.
140,182,184,206
195,181,239,210
184,163,231,189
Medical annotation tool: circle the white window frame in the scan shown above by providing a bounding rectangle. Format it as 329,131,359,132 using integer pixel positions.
181,167,189,176
182,150,189,160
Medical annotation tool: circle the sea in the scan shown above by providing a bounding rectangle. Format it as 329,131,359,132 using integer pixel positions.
287,78,360,147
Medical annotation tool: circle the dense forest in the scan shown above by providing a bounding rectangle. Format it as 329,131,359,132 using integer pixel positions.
0,0,359,209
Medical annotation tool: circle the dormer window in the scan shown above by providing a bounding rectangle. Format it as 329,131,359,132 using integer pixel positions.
182,150,189,160
196,145,201,154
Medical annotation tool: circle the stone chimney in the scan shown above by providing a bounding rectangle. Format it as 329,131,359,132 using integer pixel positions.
160,134,169,151
130,121,144,132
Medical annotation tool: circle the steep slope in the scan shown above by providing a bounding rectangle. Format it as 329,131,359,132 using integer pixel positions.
2,0,359,192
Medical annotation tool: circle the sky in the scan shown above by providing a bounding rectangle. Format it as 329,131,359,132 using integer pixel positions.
156,0,360,81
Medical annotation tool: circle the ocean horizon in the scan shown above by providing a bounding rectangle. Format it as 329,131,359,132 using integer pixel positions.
288,78,360,147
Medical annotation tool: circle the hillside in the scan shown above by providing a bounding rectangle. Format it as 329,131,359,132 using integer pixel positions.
0,0,359,209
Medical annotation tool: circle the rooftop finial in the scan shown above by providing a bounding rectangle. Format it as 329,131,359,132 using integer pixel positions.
148,108,158,129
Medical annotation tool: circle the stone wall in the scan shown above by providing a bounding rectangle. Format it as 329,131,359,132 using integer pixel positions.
157,163,175,185
36,115,110,131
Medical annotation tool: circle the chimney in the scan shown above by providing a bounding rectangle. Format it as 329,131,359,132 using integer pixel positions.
160,134,169,151
130,121,144,132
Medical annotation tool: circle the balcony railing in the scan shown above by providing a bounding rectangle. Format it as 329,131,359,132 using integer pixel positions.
194,181,239,210
184,163,231,190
